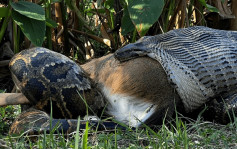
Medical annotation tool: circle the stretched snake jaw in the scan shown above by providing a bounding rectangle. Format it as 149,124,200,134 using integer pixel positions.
114,42,151,62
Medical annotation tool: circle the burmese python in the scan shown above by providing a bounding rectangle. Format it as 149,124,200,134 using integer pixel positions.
115,26,237,120
8,26,237,134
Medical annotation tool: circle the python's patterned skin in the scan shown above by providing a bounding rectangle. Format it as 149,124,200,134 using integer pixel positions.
9,108,124,134
9,47,104,119
115,26,237,113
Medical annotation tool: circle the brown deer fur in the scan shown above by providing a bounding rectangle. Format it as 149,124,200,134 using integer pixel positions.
81,54,181,125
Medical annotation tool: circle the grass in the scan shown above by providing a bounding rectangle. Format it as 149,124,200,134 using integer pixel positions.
0,105,237,149
0,89,237,148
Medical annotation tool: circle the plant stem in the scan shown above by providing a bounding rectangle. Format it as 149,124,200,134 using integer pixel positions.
132,28,137,43
0,6,11,44
13,21,19,53
45,0,52,49
60,1,70,55
66,0,92,31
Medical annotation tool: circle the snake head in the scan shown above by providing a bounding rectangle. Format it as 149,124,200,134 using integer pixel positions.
115,37,152,62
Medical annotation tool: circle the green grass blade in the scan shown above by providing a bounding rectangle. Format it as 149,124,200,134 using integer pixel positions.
81,121,89,149
43,130,46,149
75,116,81,149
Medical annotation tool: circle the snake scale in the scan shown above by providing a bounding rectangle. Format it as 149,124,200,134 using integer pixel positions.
8,26,237,134
115,26,237,115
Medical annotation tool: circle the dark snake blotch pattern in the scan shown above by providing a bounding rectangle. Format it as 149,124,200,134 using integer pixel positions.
9,47,91,119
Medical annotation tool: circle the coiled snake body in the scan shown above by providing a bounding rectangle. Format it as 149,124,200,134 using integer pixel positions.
9,47,104,119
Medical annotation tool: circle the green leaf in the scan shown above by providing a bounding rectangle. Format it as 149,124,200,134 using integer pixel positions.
46,18,58,28
104,0,115,10
127,0,164,36
12,10,45,46
121,6,135,35
10,1,45,21
197,0,206,6
198,0,219,13
0,7,9,18
206,4,219,12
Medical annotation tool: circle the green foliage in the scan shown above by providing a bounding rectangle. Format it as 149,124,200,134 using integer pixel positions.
11,1,46,46
121,6,135,36
12,10,46,47
0,7,8,18
46,18,58,28
125,0,164,36
0,1,57,49
198,0,219,12
10,1,45,21
0,0,220,52
0,105,20,136
0,5,11,44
